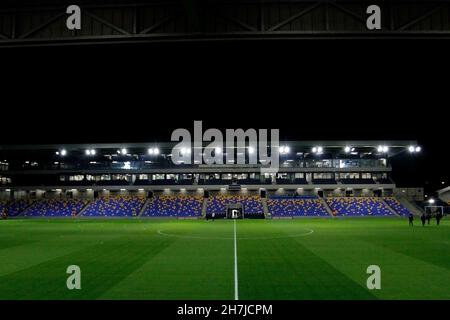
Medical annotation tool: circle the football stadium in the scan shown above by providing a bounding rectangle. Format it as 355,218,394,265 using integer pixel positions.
0,140,448,300
1,0,450,310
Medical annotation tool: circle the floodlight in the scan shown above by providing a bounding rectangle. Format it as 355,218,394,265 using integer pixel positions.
279,146,285,153
85,150,91,156
60,149,67,156
312,147,317,153
148,148,154,155
216,147,222,154
90,149,96,155
382,146,389,153
377,146,383,153
429,198,435,204
415,146,421,153
123,161,131,170
154,148,160,155
284,146,290,154
408,146,415,153
248,146,254,154
121,148,127,155
344,146,351,153
317,146,323,153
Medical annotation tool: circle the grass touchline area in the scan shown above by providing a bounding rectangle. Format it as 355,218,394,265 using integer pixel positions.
0,217,448,300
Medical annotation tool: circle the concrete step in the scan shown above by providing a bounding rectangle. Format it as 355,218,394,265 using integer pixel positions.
261,198,270,219
77,200,93,217
201,197,209,218
138,198,152,218
321,198,335,217
397,196,424,216
381,198,399,216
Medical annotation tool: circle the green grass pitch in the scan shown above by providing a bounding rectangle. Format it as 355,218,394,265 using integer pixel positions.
0,217,449,300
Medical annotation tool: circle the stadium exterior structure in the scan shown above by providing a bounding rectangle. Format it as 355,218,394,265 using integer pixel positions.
0,140,418,199
1,0,450,47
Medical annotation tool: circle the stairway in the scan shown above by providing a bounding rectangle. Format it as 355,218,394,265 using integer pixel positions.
201,198,209,218
138,198,152,218
397,196,424,216
320,198,335,217
16,200,36,217
261,198,270,219
77,199,93,217
381,199,399,216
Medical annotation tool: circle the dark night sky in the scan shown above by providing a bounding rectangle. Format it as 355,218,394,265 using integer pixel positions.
1,40,448,194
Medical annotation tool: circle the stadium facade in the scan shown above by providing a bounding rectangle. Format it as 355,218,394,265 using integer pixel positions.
0,141,425,218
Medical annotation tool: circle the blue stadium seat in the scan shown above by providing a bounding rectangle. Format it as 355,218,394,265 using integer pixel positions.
0,199,31,216
384,197,411,216
23,199,88,217
326,197,393,216
206,195,264,218
83,196,145,217
268,196,328,217
142,195,203,217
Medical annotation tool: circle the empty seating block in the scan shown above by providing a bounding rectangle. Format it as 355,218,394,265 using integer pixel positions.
326,197,393,216
0,200,31,216
83,196,145,217
207,196,264,215
384,197,411,216
268,196,328,217
24,199,87,217
142,195,203,217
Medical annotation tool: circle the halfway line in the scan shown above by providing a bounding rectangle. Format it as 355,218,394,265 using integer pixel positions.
234,219,239,300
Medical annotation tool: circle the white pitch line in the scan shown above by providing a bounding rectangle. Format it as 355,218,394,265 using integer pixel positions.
234,219,239,301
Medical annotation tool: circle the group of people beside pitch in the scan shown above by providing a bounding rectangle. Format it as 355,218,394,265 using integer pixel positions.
408,212,444,226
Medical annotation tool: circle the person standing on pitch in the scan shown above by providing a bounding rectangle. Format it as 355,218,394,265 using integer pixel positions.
436,212,442,226
211,211,215,222
426,212,432,225
421,213,426,226
408,213,414,226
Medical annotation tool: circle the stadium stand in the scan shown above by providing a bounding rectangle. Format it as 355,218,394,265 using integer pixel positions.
237,178,261,185
0,199,31,216
150,179,177,185
61,180,94,186
275,178,307,184
97,179,129,186
178,179,194,185
83,196,145,217
268,196,329,217
23,199,88,217
377,178,393,184
384,197,411,216
340,178,375,184
199,179,227,185
207,195,264,217
312,179,337,184
142,195,203,217
134,179,152,185
326,197,393,216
